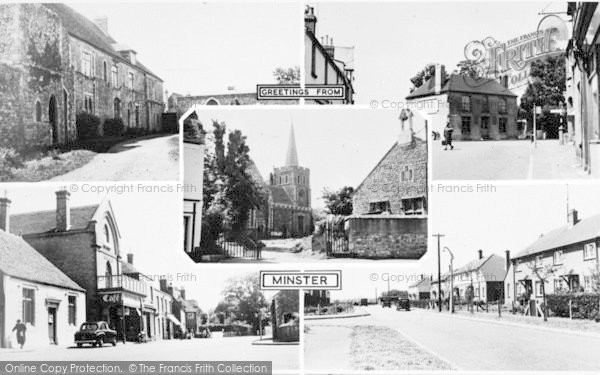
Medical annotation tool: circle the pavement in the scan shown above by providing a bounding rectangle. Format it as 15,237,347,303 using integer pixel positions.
0,335,298,369
305,305,600,371
433,139,589,180
51,134,179,181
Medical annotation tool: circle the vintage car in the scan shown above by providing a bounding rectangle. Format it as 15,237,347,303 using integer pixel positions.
396,298,411,311
74,321,117,347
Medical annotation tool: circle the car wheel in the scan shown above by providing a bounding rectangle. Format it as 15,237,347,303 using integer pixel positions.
96,338,103,347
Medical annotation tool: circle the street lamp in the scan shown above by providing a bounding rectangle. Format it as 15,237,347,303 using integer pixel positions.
443,247,455,313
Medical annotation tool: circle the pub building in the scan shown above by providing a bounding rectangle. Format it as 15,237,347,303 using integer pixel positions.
8,189,150,342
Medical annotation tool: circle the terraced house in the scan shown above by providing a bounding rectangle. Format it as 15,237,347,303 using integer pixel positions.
0,4,164,149
506,209,600,315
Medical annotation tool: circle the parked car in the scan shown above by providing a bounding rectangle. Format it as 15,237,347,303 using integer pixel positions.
396,298,411,311
360,298,368,306
381,297,393,308
74,321,117,347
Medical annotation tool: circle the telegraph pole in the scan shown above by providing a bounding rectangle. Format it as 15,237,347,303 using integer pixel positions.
432,233,445,312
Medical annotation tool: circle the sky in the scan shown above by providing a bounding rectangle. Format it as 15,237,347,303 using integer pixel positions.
0,184,280,312
311,1,567,104
68,2,302,96
192,106,426,209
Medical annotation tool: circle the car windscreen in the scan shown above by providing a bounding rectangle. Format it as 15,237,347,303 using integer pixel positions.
80,323,98,331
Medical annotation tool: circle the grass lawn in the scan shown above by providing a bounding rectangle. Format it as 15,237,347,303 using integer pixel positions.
349,325,452,370
5,150,96,182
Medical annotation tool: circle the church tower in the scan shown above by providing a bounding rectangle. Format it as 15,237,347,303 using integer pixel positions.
272,124,311,208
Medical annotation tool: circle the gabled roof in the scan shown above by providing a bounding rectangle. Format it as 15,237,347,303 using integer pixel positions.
405,74,517,100
515,213,600,259
409,277,431,289
0,230,84,291
120,260,140,275
10,205,99,236
268,186,293,206
180,299,202,313
454,254,507,281
42,4,162,80
305,29,353,92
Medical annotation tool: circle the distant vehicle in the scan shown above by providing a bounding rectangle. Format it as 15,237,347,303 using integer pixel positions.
360,298,369,306
381,296,394,308
74,321,117,347
396,298,411,311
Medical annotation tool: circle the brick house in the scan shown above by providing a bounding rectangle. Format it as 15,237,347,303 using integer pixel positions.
0,215,85,349
304,5,354,104
7,189,150,342
405,65,518,141
0,4,164,149
449,250,509,304
506,209,600,316
303,290,330,308
348,109,427,259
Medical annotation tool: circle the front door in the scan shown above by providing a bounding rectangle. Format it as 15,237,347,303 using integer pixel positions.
48,307,57,344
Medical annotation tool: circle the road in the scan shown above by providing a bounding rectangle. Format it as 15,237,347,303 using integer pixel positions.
305,306,600,371
0,335,297,370
433,139,588,180
51,134,179,181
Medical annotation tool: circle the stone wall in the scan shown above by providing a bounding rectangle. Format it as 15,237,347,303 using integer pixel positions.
347,216,427,259
352,139,427,215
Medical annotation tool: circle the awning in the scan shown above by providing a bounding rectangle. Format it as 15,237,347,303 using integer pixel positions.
167,314,182,327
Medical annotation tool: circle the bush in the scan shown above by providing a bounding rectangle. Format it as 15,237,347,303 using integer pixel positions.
0,147,24,180
200,205,226,252
76,112,100,140
546,293,600,319
103,118,125,137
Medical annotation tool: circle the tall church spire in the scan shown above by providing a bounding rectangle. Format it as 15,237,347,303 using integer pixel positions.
285,123,299,167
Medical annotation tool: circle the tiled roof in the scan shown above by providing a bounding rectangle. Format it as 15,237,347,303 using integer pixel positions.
10,205,99,235
515,213,600,258
0,230,84,291
405,74,516,99
268,186,293,206
42,4,161,80
120,260,140,275
409,277,431,289
454,254,507,281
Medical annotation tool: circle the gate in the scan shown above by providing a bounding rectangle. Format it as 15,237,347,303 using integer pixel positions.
217,236,260,260
324,218,351,257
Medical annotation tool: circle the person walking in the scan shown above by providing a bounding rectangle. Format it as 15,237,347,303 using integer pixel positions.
12,320,27,349
443,122,454,150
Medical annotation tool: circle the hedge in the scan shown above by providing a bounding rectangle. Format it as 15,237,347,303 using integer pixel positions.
546,293,600,320
103,118,125,137
76,112,100,140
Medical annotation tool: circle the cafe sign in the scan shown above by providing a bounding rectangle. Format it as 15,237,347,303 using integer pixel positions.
101,293,121,304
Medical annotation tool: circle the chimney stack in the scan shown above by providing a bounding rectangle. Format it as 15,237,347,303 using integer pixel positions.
127,253,134,265
478,249,483,260
398,109,414,145
159,279,168,292
434,64,442,95
94,17,108,35
0,195,10,232
56,190,71,232
568,209,579,228
505,250,511,272
180,288,186,300
304,6,317,34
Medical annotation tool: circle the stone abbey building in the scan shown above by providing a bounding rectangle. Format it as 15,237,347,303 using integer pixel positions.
0,4,164,149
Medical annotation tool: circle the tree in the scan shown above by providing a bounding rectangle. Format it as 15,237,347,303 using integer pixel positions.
410,63,447,92
454,60,481,78
321,186,354,215
519,54,566,137
527,261,560,322
217,274,268,331
273,66,300,85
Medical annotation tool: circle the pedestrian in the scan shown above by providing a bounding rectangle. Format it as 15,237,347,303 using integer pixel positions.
12,319,26,349
443,122,454,150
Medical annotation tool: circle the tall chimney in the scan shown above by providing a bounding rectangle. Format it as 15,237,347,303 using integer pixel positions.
505,250,511,272
568,209,579,228
159,279,168,292
94,17,108,35
56,190,71,232
180,288,186,300
398,109,414,145
127,253,134,265
478,249,483,260
304,6,317,34
0,196,10,232
434,64,442,95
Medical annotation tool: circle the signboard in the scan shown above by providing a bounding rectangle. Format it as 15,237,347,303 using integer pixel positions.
101,294,121,304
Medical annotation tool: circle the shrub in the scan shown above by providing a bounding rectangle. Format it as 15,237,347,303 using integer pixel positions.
0,147,24,180
103,118,125,137
200,205,226,252
546,293,600,319
76,112,100,140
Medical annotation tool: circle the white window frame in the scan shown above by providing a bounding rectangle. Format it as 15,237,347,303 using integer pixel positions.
584,242,597,261
553,250,564,265
82,51,92,77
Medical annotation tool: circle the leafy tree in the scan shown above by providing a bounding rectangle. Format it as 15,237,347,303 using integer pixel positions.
217,274,268,331
322,186,354,216
519,54,566,137
527,261,560,322
410,63,447,92
454,60,481,78
273,66,300,85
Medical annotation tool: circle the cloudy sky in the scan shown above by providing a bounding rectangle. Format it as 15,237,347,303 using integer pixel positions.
68,2,301,96
311,1,567,104
191,106,426,209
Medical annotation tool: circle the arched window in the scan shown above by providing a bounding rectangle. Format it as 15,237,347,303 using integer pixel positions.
103,224,110,243
103,61,107,81
206,98,219,105
35,100,42,122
